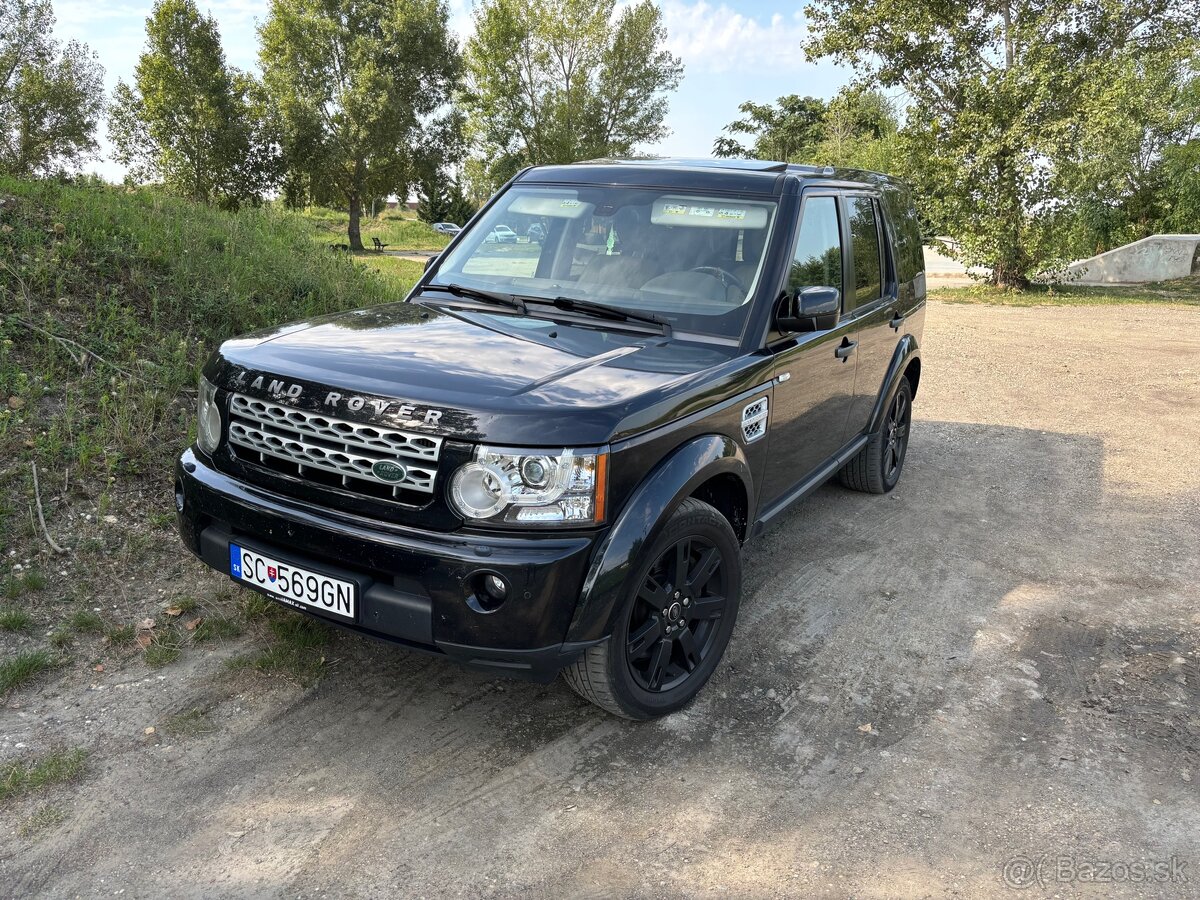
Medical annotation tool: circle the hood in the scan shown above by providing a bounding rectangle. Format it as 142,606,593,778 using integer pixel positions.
209,300,743,446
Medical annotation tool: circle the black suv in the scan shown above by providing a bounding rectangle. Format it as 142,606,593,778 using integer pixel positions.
175,159,926,718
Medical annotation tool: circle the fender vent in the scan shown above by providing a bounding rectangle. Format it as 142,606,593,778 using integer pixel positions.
741,397,768,443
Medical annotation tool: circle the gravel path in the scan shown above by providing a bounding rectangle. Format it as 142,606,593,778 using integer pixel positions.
4,301,1198,898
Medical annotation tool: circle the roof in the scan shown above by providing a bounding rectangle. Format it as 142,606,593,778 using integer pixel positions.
516,157,889,195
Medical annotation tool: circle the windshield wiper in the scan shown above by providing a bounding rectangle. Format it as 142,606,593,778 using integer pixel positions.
536,296,671,335
422,283,527,314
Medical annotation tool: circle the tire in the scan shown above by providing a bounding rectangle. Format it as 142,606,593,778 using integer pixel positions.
562,498,742,719
839,377,914,494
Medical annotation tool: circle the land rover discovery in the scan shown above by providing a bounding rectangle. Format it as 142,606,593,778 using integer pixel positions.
175,158,926,718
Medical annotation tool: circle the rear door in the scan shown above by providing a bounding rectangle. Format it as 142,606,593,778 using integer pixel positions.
842,193,900,434
758,191,859,509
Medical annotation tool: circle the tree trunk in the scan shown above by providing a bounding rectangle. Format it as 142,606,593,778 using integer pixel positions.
348,193,364,252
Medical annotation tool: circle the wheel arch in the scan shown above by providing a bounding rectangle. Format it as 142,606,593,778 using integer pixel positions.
866,336,921,434
565,434,752,644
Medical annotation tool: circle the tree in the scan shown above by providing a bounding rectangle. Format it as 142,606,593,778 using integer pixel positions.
712,95,827,162
259,0,460,251
712,88,900,171
1057,44,1200,257
463,0,683,192
805,0,1200,287
815,88,900,172
416,174,475,225
109,0,278,207
0,0,105,177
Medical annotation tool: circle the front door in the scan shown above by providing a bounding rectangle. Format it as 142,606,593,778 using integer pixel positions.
759,192,858,509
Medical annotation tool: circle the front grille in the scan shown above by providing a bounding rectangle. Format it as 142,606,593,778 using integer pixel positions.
227,394,443,500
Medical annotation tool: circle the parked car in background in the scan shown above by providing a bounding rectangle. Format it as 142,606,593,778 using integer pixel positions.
433,222,461,236
484,224,517,243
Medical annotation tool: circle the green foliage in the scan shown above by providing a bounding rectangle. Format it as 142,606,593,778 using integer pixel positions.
0,0,105,177
929,276,1200,307
259,0,460,250
713,87,899,172
0,649,58,694
1057,44,1200,258
0,176,409,492
0,749,87,802
298,204,449,251
464,0,683,192
416,176,475,226
0,607,34,631
805,0,1200,287
109,0,279,208
713,95,828,162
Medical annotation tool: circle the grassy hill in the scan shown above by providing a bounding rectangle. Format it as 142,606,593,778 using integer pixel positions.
0,176,423,551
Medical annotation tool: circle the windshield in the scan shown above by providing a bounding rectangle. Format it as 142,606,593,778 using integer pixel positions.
428,185,778,339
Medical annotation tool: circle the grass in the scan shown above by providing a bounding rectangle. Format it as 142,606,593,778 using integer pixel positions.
299,205,451,252
66,609,105,634
0,175,418,497
191,614,242,642
353,253,428,284
0,649,58,693
143,628,183,667
0,606,33,631
18,804,67,837
227,608,330,684
163,706,215,736
5,571,46,599
929,275,1200,307
0,749,87,802
48,629,72,649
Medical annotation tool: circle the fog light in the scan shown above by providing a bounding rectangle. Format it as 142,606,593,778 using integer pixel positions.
484,574,507,600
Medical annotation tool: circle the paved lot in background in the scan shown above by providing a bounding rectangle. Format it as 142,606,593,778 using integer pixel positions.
4,301,1199,898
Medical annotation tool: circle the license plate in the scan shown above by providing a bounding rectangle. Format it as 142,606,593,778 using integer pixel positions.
229,544,356,621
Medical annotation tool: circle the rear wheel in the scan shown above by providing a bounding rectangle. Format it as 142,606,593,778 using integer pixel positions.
839,377,913,494
563,498,741,719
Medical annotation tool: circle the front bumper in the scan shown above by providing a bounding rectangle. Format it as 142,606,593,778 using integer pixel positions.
175,448,603,682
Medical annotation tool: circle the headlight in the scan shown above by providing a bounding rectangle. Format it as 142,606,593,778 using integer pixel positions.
197,376,221,455
448,446,607,526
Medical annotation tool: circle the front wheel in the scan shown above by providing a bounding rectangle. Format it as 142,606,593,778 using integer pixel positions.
563,498,742,719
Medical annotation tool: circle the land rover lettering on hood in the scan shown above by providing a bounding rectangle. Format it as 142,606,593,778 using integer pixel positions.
175,158,927,718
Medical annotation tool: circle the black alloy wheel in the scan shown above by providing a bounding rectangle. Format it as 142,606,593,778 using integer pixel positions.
882,384,911,486
625,535,728,692
562,498,742,719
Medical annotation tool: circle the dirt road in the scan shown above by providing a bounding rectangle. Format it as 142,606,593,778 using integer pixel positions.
4,301,1198,898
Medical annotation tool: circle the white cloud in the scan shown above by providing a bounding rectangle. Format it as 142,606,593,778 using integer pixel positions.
659,0,814,75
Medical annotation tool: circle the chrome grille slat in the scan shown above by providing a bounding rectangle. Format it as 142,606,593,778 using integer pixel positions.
229,394,442,460
228,393,441,497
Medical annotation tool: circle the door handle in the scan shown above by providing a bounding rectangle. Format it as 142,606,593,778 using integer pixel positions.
889,312,906,331
835,338,858,360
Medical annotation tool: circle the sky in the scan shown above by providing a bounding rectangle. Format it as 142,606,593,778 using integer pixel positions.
51,0,853,183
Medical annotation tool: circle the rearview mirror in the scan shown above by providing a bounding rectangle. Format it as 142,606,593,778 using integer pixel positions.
777,286,841,332
423,253,439,272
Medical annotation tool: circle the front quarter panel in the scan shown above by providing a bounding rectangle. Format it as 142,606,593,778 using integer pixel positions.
566,434,754,644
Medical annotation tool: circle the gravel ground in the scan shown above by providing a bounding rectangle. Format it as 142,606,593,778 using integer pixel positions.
2,300,1198,898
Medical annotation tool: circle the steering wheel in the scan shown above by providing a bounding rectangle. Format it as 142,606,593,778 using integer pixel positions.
689,266,747,294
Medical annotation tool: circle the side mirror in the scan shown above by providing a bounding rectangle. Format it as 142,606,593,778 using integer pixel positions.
423,253,439,272
777,286,841,332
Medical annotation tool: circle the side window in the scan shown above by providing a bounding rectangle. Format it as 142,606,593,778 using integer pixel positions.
788,196,843,298
849,196,882,304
